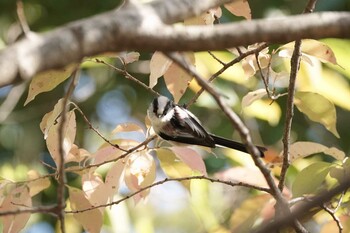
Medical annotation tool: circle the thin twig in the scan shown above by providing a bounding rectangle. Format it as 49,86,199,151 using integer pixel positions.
56,65,80,233
207,51,226,66
71,102,128,152
16,0,30,36
278,0,318,193
66,175,271,214
93,58,160,97
0,205,57,217
187,43,269,107
322,204,343,233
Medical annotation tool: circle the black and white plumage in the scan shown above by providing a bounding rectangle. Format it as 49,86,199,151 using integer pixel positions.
147,96,266,157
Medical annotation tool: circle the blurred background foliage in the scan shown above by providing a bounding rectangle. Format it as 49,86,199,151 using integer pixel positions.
1,0,350,232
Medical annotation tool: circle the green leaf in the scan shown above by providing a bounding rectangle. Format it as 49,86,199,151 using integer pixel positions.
292,162,333,197
295,91,339,138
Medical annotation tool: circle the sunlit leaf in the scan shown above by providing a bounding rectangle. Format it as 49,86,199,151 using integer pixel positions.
91,144,123,165
124,152,156,203
295,91,339,138
24,64,77,106
40,98,65,139
242,89,267,108
279,39,338,65
225,0,252,20
288,141,345,161
68,186,103,233
0,185,32,233
112,122,145,134
156,148,193,189
104,161,125,202
292,162,333,197
169,146,207,176
82,169,108,207
164,53,195,102
119,51,140,64
27,170,50,196
149,51,172,88
230,195,272,232
46,110,76,167
66,144,90,163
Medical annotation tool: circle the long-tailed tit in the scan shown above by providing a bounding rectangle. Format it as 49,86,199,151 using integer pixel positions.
147,96,266,157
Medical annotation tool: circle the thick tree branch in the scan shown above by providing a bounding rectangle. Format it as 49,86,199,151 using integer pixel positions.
0,0,349,87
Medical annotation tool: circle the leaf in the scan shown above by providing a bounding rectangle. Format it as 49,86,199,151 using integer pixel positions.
124,152,156,203
0,185,32,233
295,92,339,138
27,170,51,196
91,145,123,165
288,141,345,161
149,51,172,88
112,122,144,134
156,148,193,189
299,39,338,65
242,89,267,108
40,98,66,139
279,39,338,65
68,186,103,233
169,146,207,176
65,144,90,163
119,51,140,64
104,161,125,202
24,64,77,106
230,195,272,232
292,162,333,197
46,110,76,167
164,53,195,102
82,169,108,207
224,0,252,20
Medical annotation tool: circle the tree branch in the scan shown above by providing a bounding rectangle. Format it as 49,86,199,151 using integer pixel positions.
0,0,349,87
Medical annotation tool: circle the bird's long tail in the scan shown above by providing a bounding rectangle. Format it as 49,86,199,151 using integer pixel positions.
210,134,266,157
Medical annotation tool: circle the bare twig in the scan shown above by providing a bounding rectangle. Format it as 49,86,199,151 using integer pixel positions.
71,102,128,152
0,82,27,123
56,65,80,233
207,51,226,66
16,1,30,36
322,204,343,233
187,43,269,106
0,205,57,217
66,175,271,214
93,58,160,97
278,0,318,193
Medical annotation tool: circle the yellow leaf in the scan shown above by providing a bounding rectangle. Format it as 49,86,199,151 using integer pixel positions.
287,141,345,161
68,186,103,233
295,92,339,138
149,52,172,88
46,110,76,167
164,52,195,102
156,148,192,189
24,64,77,106
27,170,50,196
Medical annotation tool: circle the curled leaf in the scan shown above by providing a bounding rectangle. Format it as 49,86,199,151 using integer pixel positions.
242,89,267,108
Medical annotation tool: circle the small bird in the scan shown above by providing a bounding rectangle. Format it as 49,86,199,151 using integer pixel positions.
147,96,266,157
